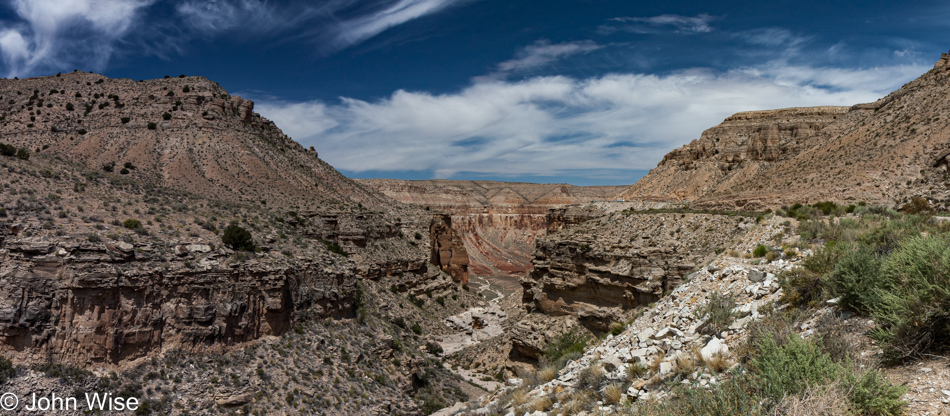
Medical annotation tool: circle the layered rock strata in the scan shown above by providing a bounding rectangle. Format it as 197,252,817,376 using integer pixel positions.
522,209,755,335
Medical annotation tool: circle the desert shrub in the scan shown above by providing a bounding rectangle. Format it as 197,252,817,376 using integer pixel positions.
121,117,130,124
321,240,348,256
162,112,171,120
0,143,15,156
540,330,588,368
845,370,907,416
899,196,932,214
698,292,735,335
608,321,626,336
575,363,606,390
811,201,840,215
870,235,950,361
752,244,768,257
222,224,254,251
147,122,156,130
425,342,443,355
750,333,843,400
827,246,885,314
15,148,28,160
0,355,14,384
411,323,422,335
779,243,842,307
625,362,647,380
122,219,142,230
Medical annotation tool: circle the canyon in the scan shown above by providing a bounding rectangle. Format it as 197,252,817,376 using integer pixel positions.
360,179,626,281
1,50,950,415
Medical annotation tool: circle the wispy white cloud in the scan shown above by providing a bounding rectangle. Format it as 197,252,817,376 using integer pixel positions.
328,0,467,51
255,61,929,181
477,40,603,81
176,0,279,33
735,28,810,47
601,14,717,35
0,0,155,76
173,0,473,53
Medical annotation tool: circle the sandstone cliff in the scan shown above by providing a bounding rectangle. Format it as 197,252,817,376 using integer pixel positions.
622,106,849,203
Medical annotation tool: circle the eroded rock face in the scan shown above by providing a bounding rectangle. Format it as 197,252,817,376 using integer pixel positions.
360,179,628,278
452,214,547,276
430,214,470,285
622,106,849,203
1,241,339,365
0,210,432,367
521,209,754,331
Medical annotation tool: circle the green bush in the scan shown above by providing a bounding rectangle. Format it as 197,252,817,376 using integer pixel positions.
828,245,885,314
541,330,588,367
147,122,157,130
698,292,736,335
752,244,769,257
15,148,29,160
811,201,839,215
321,240,348,257
0,143,15,156
122,219,142,230
0,355,14,384
411,323,422,335
871,235,950,361
750,333,843,399
222,224,254,251
846,370,907,416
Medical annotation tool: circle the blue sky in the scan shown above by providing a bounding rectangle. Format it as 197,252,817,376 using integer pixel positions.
0,1,945,185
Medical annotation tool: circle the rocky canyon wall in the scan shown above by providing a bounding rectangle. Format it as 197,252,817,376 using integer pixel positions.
359,179,628,278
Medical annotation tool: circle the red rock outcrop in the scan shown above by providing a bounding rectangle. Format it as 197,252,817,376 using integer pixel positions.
360,179,628,277
430,215,470,284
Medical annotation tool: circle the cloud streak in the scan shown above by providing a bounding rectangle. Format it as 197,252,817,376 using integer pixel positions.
601,13,717,35
255,61,928,182
329,0,466,51
0,0,155,76
477,40,603,81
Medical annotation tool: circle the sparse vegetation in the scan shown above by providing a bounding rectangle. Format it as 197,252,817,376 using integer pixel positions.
222,224,255,251
698,292,735,335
